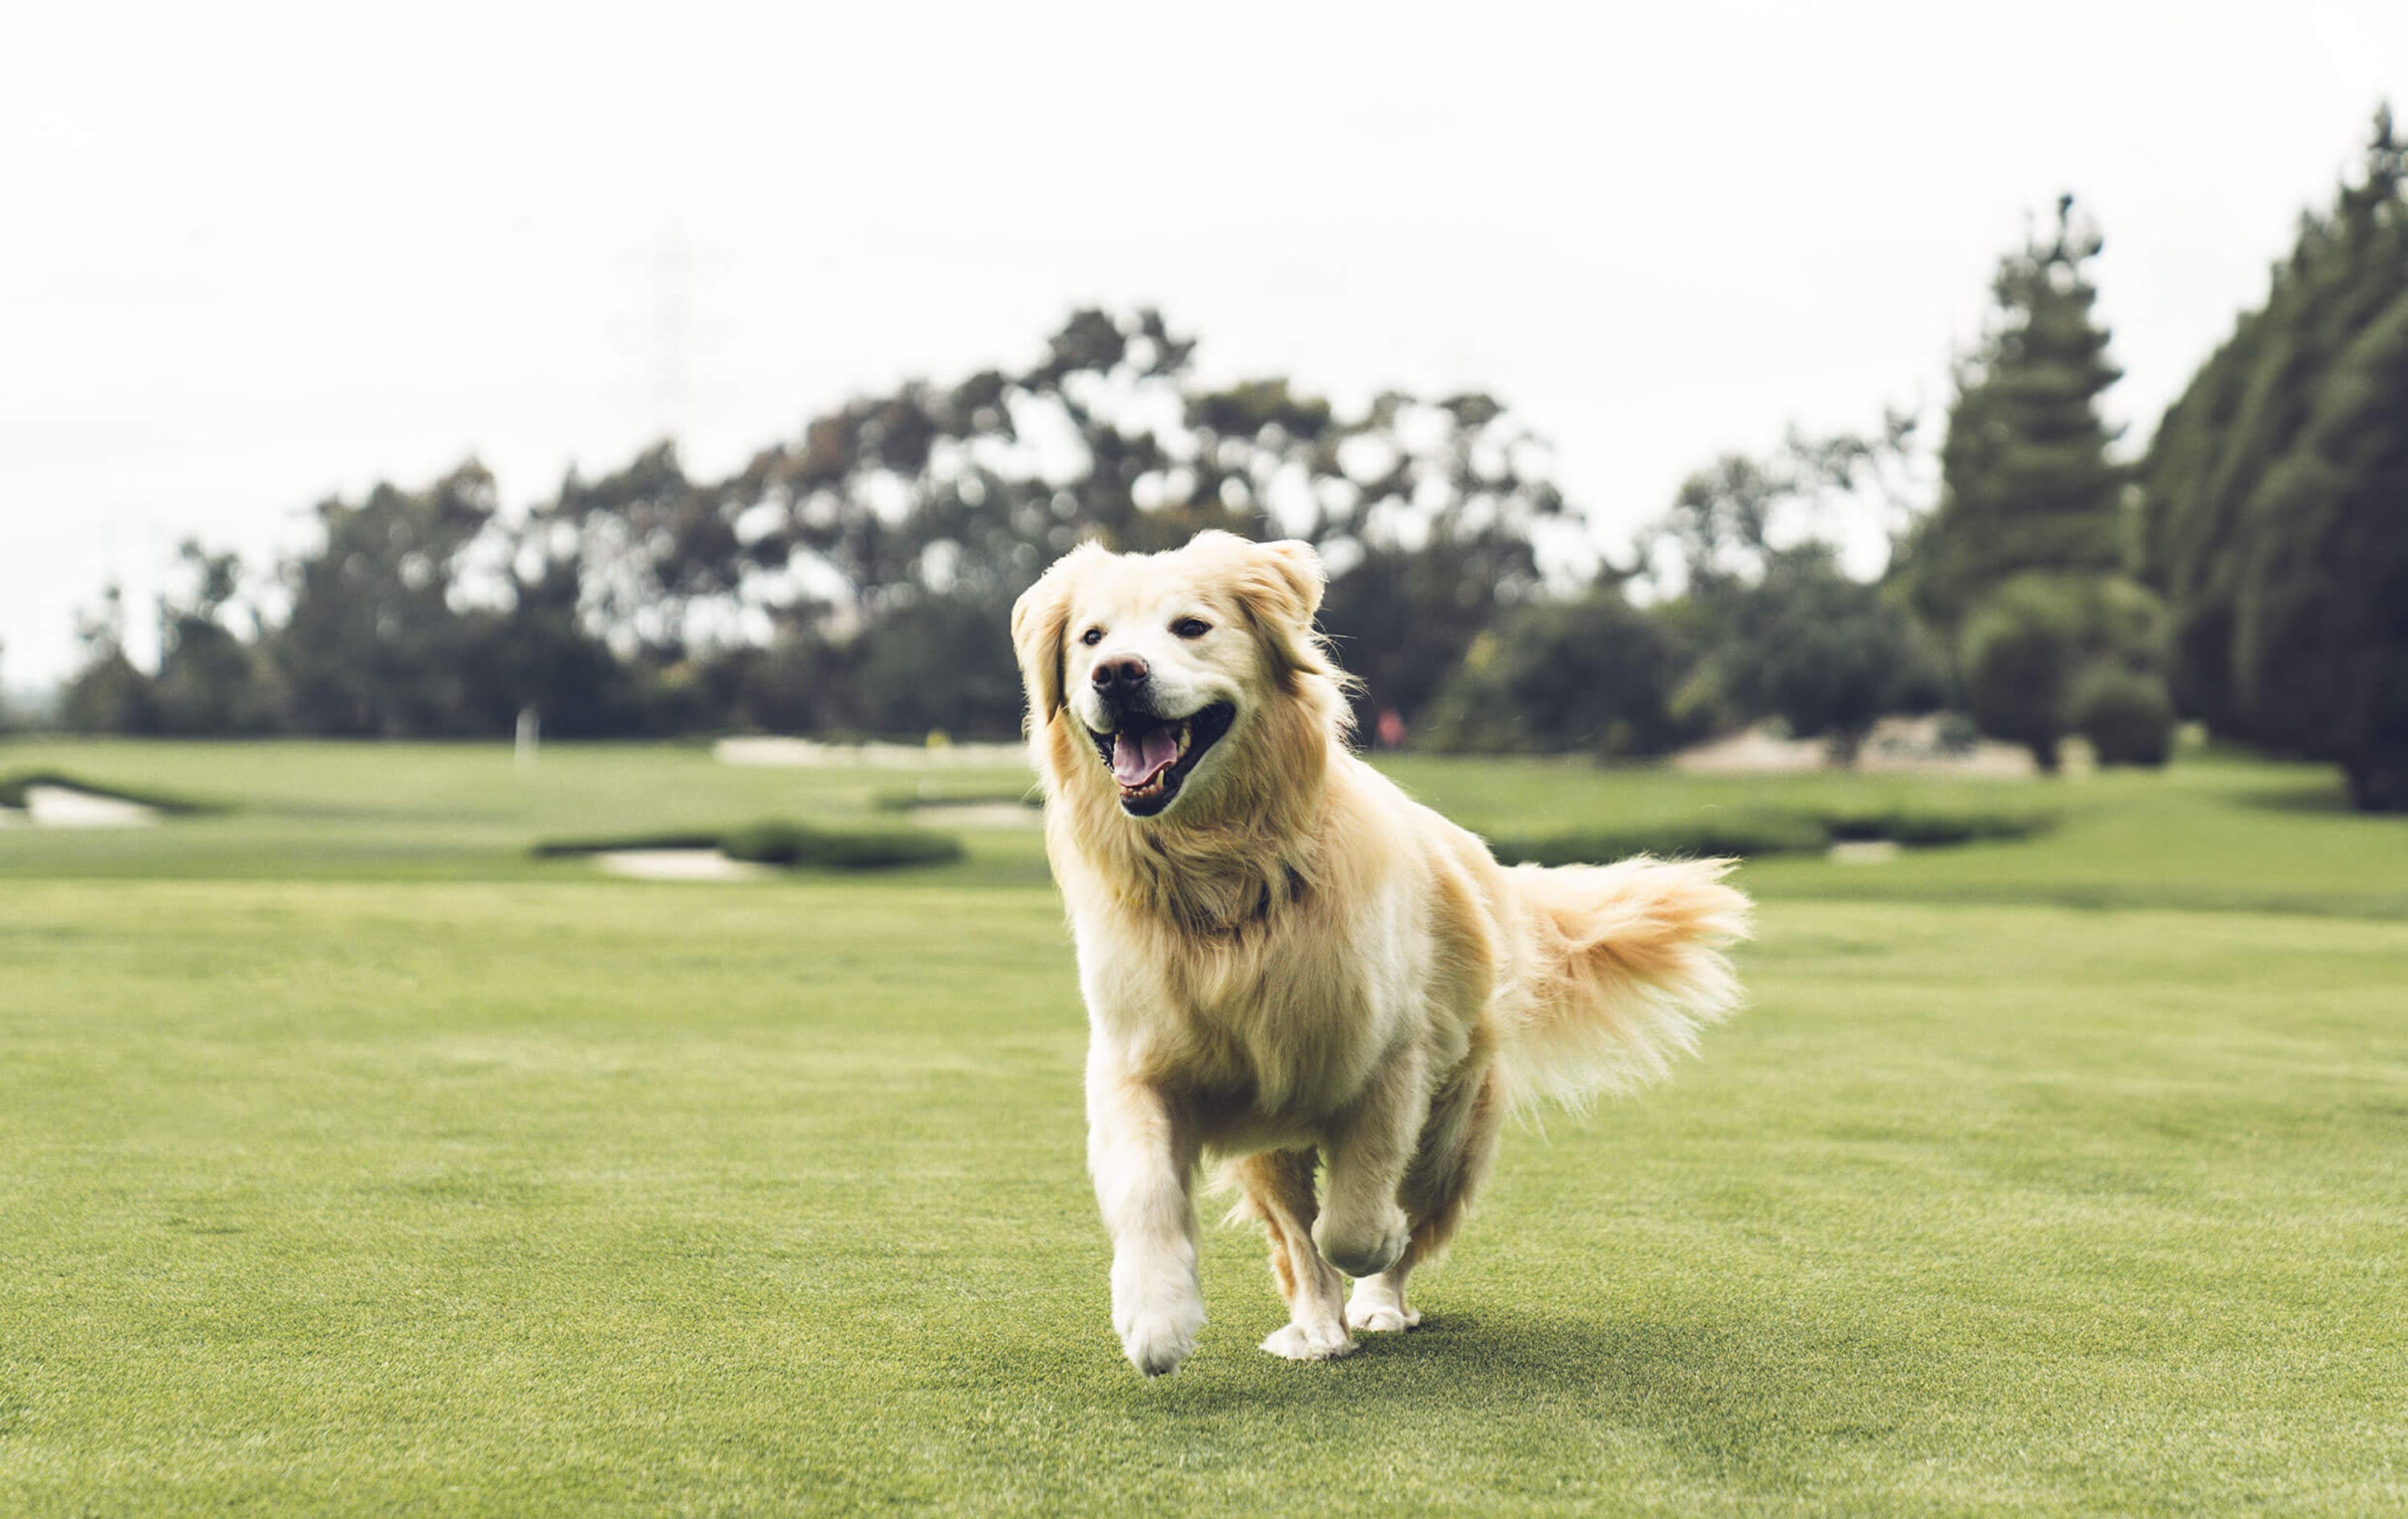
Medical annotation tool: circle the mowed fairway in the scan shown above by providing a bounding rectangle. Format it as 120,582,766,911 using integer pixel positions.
2,742,2404,1515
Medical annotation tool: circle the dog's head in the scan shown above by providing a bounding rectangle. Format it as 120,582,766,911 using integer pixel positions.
1011,531,1345,822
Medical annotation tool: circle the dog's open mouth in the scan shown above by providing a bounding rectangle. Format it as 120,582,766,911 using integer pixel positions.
1088,702,1237,817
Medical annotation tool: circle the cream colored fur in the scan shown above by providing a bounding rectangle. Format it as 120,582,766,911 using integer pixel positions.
1011,531,1751,1376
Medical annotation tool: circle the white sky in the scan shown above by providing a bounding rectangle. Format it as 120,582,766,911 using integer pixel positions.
3,0,2402,684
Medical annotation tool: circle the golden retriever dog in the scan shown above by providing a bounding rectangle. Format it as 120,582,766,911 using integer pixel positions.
1011,531,1750,1376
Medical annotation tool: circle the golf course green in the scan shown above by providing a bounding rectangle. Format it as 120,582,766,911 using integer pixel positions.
2,739,2402,1515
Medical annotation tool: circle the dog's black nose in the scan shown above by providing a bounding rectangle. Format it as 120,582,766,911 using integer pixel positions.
1092,655,1149,694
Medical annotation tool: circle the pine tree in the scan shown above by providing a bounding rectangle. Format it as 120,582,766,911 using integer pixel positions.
1910,195,2129,634
1906,196,2172,769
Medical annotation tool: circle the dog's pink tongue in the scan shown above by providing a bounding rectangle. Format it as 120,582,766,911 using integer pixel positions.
1111,727,1179,786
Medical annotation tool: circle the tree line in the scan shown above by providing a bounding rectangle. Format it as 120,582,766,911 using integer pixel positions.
30,108,2407,811
2141,108,2408,811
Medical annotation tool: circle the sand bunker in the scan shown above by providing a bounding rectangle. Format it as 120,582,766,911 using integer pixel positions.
591,849,775,882
1827,839,1904,865
1675,717,2040,778
0,784,162,829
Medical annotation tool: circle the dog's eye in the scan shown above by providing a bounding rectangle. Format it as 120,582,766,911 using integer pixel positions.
1171,618,1210,640
1079,627,1104,646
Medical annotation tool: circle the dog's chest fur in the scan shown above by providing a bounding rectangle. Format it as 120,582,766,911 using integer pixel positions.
1074,876,1429,1119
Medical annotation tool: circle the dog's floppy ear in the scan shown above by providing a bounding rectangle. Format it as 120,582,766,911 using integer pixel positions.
1011,544,1104,724
1229,536,1330,675
1251,539,1326,620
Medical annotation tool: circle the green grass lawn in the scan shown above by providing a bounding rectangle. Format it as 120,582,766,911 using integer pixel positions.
2,739,2404,1514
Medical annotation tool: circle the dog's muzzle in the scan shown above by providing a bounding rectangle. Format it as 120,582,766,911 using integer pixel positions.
1088,702,1238,817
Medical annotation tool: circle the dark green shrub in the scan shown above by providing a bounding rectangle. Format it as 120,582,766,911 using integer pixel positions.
533,821,966,870
1487,812,1828,866
1421,593,1694,759
2070,667,2178,768
1959,572,2175,774
871,784,1041,812
719,820,964,870
529,831,726,858
1959,577,2085,772
1706,550,1951,763
1489,800,2053,865
1820,804,2050,847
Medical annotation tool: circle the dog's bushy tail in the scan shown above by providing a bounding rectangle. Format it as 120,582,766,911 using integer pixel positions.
1493,856,1751,1111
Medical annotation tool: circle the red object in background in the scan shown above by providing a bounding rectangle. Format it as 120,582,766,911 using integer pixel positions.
1376,708,1407,750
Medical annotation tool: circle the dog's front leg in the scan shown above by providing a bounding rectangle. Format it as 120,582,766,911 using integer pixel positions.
1314,1045,1427,1279
1087,1048,1205,1377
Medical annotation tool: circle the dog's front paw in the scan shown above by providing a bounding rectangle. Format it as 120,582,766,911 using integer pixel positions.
1113,1294,1205,1377
1111,1253,1205,1377
1314,1207,1409,1279
1259,1320,1357,1362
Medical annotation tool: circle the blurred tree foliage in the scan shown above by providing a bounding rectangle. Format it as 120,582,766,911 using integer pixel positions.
52,310,1569,742
1702,549,1946,765
59,585,158,736
47,133,2402,811
153,543,279,735
1956,572,2168,772
275,466,502,736
2142,107,2408,809
1901,195,2174,769
1420,591,1692,760
1649,422,1946,764
2070,663,2179,768
22,303,2026,763
1909,196,2129,627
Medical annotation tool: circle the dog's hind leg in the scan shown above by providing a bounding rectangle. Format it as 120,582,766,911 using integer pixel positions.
1231,1148,1356,1361
1348,1055,1505,1333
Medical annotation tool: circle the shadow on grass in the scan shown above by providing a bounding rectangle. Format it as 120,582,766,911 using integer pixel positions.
905,1295,1965,1513
0,768,226,814
1141,1297,1930,1472
2231,779,2358,815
